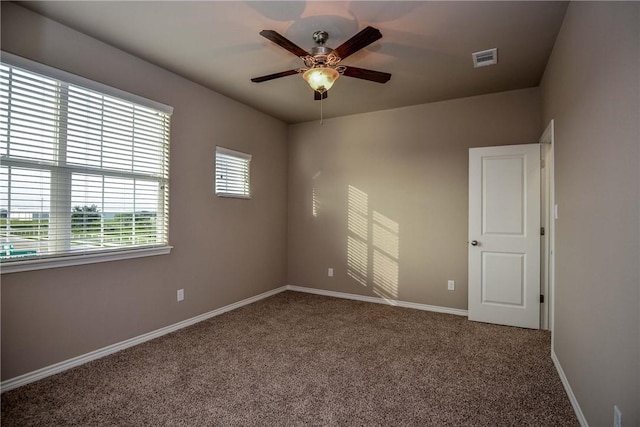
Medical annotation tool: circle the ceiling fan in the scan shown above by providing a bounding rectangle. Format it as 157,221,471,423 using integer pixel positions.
251,26,391,100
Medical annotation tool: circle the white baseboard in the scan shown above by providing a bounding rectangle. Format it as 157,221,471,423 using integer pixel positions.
286,285,468,317
551,349,588,426
1,286,288,393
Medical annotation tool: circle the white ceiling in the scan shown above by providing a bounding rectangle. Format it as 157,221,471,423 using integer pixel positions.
18,1,569,124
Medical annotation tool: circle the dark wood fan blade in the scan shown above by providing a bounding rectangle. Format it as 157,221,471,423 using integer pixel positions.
333,26,382,60
259,30,309,57
251,69,299,83
342,66,391,84
314,91,328,101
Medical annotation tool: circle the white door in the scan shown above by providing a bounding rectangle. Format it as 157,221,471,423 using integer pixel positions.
468,144,541,329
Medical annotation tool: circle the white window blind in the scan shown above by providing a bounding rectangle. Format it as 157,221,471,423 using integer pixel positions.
0,53,172,267
215,146,251,199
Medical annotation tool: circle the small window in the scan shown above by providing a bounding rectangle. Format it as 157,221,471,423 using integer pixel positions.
215,146,251,199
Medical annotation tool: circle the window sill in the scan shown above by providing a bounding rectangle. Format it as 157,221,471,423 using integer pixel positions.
215,192,251,199
0,246,173,274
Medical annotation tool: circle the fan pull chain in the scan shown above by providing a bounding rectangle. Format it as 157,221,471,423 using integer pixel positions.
320,94,323,125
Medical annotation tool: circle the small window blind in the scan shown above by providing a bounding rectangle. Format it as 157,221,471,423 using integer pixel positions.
0,53,172,264
215,146,251,199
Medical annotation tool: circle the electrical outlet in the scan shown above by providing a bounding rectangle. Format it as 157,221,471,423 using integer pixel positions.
448,280,455,291
614,405,622,427
177,289,184,302
328,268,334,277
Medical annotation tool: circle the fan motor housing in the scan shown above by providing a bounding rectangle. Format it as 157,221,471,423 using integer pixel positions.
310,45,333,56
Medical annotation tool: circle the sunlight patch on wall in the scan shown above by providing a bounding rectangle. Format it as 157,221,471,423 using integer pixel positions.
347,185,369,286
347,186,368,239
312,171,321,217
372,211,399,299
347,235,368,286
373,249,399,299
346,185,399,297
373,213,399,259
312,187,318,217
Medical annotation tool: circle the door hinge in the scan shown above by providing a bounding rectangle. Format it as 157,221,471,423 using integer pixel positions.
541,159,546,168
540,295,544,303
541,227,545,236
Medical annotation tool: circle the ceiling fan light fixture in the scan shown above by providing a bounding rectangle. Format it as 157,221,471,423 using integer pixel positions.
303,67,339,93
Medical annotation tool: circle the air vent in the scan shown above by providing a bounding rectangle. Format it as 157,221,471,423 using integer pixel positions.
472,48,498,68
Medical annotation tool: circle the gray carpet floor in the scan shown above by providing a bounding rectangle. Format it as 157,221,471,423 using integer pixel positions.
1,291,578,426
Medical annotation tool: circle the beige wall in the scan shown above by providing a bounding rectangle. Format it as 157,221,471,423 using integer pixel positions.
288,88,541,309
541,2,639,425
0,3,289,380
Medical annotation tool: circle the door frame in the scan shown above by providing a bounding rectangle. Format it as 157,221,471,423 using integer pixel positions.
539,120,555,331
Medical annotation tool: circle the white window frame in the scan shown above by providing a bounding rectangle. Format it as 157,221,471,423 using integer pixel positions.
0,52,173,274
215,146,251,199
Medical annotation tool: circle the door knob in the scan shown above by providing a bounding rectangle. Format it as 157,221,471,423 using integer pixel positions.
470,240,478,246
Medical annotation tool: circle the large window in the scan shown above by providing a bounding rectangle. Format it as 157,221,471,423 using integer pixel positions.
0,53,172,272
